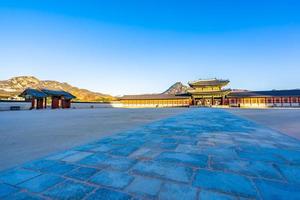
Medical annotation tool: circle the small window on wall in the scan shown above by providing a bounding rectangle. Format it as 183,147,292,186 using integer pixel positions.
283,98,289,103
275,98,281,103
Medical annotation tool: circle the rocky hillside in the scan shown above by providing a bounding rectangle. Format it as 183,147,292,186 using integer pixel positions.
162,82,190,95
0,76,114,102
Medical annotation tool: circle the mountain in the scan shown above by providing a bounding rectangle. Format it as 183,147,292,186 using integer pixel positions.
162,82,190,95
0,76,115,102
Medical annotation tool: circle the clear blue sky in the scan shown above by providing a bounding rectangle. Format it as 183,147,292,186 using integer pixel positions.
1,0,300,95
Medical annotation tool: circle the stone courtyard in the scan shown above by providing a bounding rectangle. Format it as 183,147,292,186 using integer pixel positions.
0,108,300,199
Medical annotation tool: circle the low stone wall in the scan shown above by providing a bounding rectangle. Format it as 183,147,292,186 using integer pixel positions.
0,101,31,111
71,102,123,109
0,101,123,111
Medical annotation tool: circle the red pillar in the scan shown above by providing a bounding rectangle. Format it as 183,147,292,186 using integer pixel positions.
44,97,47,109
36,98,44,109
31,98,35,109
51,97,60,109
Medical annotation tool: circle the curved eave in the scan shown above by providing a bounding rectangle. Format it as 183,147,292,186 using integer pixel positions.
187,89,231,94
188,80,229,87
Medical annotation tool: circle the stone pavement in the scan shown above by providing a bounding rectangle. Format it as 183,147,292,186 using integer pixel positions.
0,108,300,200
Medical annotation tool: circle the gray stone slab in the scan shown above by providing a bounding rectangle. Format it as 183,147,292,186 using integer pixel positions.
0,168,40,185
43,180,94,200
193,169,257,198
131,160,193,183
62,152,93,162
18,174,64,193
89,170,134,189
159,182,197,200
126,176,162,197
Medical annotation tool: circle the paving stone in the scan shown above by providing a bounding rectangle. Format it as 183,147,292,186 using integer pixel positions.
162,138,177,143
102,157,136,171
95,137,114,144
1,109,300,200
0,183,18,198
87,188,132,200
73,144,99,151
126,176,162,197
23,159,59,170
43,180,94,200
211,159,282,180
62,152,93,162
109,145,140,156
199,190,238,200
159,182,197,200
77,153,109,167
274,149,300,165
46,150,78,160
159,142,178,150
200,147,238,159
236,150,286,163
91,144,118,152
65,167,99,181
41,162,77,175
0,168,40,185
89,170,134,189
193,169,257,198
254,179,300,200
131,160,193,183
276,164,300,185
129,148,161,159
3,192,43,200
145,141,178,150
18,174,64,193
155,151,208,168
175,144,202,154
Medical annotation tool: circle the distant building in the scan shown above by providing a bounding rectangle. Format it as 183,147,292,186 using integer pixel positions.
19,88,75,109
120,79,300,108
228,89,300,108
187,79,231,106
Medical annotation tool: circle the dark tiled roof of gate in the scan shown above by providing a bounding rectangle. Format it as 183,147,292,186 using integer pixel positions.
19,88,48,98
19,88,75,99
228,89,300,97
120,94,190,100
41,89,76,99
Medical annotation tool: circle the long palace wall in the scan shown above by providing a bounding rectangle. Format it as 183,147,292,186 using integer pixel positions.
227,97,300,108
120,99,191,108
120,96,300,108
0,100,123,111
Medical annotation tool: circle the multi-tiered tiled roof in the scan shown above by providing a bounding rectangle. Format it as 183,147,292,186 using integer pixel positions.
188,78,229,88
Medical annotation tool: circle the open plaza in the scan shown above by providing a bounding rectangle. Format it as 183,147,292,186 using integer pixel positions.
0,107,300,199
1,1,300,199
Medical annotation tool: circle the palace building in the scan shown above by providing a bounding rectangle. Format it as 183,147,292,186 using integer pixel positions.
187,79,231,106
120,79,300,108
